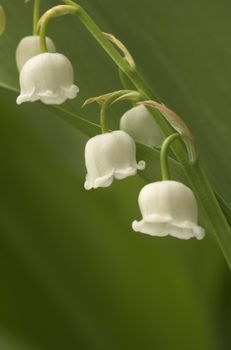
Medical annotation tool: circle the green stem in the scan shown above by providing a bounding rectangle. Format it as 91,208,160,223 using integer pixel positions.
161,133,180,180
39,5,77,53
63,0,151,98
60,0,231,267
39,20,48,52
33,0,40,35
100,90,133,133
100,99,110,133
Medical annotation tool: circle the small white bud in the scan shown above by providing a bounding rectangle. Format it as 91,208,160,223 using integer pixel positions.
120,105,164,148
84,130,145,190
16,52,79,105
132,180,205,240
16,36,56,72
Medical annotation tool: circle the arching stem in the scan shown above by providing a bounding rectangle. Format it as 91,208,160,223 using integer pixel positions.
33,0,40,35
38,5,77,52
161,133,180,180
100,90,134,133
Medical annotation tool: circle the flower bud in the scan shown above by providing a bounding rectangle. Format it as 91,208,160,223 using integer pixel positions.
84,130,145,190
132,180,205,240
120,105,164,148
16,52,79,105
16,36,56,71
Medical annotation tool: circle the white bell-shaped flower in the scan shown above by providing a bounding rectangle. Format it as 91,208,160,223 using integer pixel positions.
120,105,164,148
84,130,145,190
16,52,79,105
16,36,56,72
132,180,205,240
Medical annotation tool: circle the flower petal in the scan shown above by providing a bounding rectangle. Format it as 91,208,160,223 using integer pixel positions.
132,219,205,240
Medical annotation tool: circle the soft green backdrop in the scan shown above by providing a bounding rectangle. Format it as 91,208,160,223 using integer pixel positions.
0,0,231,349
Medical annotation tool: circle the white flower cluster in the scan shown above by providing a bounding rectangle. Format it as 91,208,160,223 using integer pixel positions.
15,35,205,241
85,106,204,240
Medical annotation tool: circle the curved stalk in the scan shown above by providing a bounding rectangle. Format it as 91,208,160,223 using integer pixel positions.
39,5,77,52
100,90,135,133
160,133,180,180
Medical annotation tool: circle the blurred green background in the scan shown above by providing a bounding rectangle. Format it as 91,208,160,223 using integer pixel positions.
0,0,231,349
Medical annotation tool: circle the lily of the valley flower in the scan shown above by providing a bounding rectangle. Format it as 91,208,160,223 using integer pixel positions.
120,105,164,148
16,36,56,71
132,180,205,240
84,130,145,190
16,52,79,105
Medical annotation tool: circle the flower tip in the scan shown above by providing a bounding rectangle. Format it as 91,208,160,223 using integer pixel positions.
132,221,139,232
67,84,80,99
16,91,35,105
84,181,91,190
16,95,23,105
137,160,145,170
195,227,206,240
